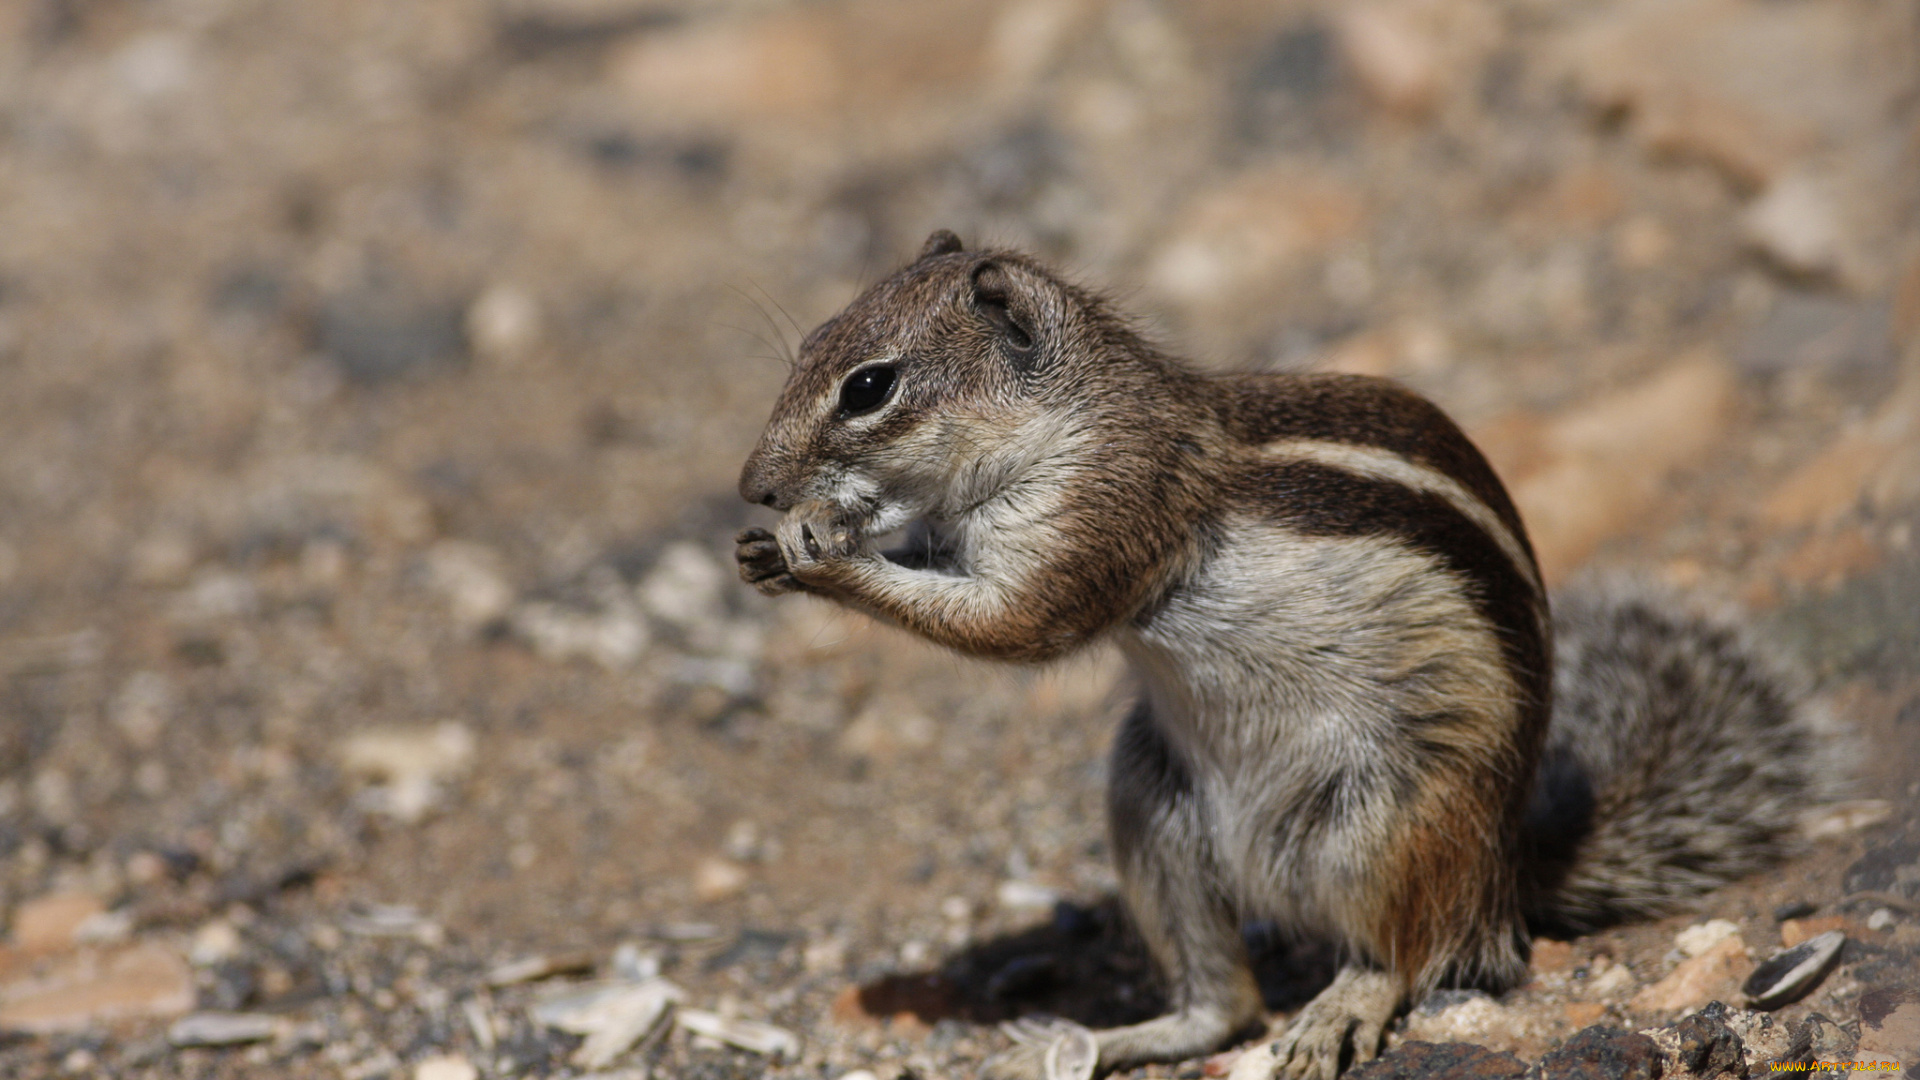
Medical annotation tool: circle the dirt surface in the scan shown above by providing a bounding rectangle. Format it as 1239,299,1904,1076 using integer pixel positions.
1,0,1918,1077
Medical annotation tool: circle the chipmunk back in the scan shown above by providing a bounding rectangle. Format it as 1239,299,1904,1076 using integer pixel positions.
735,231,1833,1080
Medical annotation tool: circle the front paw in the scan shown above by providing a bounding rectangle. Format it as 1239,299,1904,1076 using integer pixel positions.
735,527,799,596
775,500,866,581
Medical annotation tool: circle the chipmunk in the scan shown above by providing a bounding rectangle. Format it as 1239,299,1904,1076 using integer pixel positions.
733,231,1833,1080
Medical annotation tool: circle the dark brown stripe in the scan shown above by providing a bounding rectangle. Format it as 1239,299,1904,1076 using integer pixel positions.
1217,373,1536,571
1235,459,1551,732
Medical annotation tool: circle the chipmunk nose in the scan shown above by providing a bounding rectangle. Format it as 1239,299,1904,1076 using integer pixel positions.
738,454,795,511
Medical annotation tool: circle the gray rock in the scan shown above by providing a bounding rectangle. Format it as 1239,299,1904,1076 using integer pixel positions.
1345,1041,1527,1080
1525,1027,1660,1080
167,1011,278,1047
1663,1002,1747,1079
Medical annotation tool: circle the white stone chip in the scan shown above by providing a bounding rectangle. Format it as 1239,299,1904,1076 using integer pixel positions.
674,1009,800,1060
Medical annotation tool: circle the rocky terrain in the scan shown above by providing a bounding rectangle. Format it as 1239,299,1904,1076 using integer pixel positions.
0,0,1917,1077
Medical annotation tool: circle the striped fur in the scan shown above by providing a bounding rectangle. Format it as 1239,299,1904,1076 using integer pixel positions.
735,235,1828,1080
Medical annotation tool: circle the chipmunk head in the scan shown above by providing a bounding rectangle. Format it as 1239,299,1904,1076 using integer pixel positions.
739,230,1101,534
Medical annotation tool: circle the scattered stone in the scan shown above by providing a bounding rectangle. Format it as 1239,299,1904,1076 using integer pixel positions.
566,978,677,1070
9,892,106,954
415,1055,479,1080
1866,908,1896,931
997,879,1062,913
189,920,245,967
1773,901,1818,923
1675,920,1742,959
512,594,649,671
532,977,681,1032
1787,1013,1859,1067
1630,935,1750,1015
338,904,444,946
167,1011,278,1047
0,942,195,1033
461,997,498,1054
1338,1040,1527,1080
610,942,662,982
1742,172,1843,279
1663,1002,1747,1079
675,1008,800,1060
1720,1008,1794,1065
1400,991,1542,1053
168,564,259,622
423,541,515,632
485,951,597,987
1526,1025,1659,1080
109,671,174,748
339,722,476,824
1588,963,1637,999
692,856,750,902
466,285,542,364
1333,3,1440,118
1744,931,1845,1010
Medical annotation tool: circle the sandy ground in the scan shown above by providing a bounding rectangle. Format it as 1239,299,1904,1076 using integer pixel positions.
0,0,1917,1077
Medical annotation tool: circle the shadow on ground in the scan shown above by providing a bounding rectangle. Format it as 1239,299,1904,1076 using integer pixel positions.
850,896,1340,1031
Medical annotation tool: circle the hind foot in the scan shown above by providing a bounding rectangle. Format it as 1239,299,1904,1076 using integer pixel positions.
1226,967,1400,1080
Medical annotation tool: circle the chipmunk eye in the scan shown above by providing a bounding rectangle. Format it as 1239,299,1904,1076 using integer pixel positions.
838,364,897,416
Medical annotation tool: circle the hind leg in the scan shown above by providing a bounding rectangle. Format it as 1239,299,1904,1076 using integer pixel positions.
990,701,1261,1078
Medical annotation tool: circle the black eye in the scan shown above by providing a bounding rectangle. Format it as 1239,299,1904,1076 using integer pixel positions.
838,365,897,416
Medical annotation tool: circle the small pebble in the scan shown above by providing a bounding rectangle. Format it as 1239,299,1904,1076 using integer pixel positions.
1675,919,1742,958
461,998,497,1053
1772,900,1817,922
675,1009,800,1060
998,879,1061,912
190,921,244,966
1867,907,1895,931
168,1012,278,1047
484,951,596,987
415,1055,478,1080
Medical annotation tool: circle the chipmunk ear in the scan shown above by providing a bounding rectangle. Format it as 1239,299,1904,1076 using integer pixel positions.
918,229,964,260
971,260,1038,371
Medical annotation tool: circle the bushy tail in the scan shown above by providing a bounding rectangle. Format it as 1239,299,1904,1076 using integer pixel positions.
1521,584,1842,934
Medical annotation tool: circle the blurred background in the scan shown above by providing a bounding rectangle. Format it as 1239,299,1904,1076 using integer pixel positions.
0,0,1917,1077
